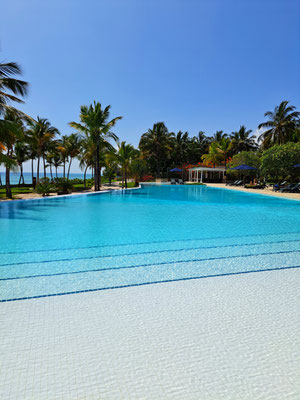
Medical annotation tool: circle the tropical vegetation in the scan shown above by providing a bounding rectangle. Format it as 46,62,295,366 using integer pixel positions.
1,58,300,199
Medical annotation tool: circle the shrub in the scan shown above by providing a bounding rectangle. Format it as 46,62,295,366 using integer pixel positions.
140,174,154,182
53,178,73,194
36,178,53,197
261,142,300,182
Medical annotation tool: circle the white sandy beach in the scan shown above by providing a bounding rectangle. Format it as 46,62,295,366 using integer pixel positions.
1,267,299,399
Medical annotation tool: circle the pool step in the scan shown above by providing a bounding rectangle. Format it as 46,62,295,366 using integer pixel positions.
0,244,300,301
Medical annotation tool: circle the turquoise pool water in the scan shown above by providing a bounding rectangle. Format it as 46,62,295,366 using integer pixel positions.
0,185,299,301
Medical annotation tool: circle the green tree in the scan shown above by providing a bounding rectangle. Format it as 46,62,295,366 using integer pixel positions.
258,101,300,148
15,140,30,185
261,142,300,182
65,133,82,180
115,141,136,188
230,125,257,154
0,61,28,116
130,158,147,186
70,101,122,191
0,111,24,197
139,122,174,178
27,117,59,181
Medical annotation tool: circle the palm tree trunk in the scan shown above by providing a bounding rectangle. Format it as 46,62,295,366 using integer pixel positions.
37,157,40,182
0,173,2,187
5,167,12,199
94,141,100,191
49,164,53,181
99,166,102,188
55,166,58,178
63,160,66,178
84,165,88,187
43,156,46,178
67,158,72,180
31,158,34,185
124,168,128,189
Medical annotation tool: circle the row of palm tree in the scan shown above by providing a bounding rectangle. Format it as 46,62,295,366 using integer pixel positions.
139,102,299,178
1,58,299,196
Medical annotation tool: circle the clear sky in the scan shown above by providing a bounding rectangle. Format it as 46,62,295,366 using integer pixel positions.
1,0,300,172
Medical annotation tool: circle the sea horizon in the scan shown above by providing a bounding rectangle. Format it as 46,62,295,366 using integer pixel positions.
0,172,93,185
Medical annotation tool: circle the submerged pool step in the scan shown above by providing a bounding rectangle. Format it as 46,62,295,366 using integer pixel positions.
0,252,300,301
1,232,300,267
1,250,299,301
1,240,300,281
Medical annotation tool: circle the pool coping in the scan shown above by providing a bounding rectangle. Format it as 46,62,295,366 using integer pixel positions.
0,185,142,204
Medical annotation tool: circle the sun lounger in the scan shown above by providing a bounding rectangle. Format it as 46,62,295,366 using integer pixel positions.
171,178,176,185
178,179,184,185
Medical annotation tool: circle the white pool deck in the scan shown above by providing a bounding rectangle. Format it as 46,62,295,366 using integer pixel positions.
1,267,299,399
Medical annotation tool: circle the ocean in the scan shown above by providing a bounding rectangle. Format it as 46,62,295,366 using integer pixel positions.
0,172,92,185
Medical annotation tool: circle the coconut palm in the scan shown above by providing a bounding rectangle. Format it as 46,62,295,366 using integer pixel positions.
70,101,122,191
0,110,24,197
15,140,30,185
0,61,28,116
130,158,147,186
139,122,174,178
230,125,257,154
27,117,59,181
201,142,223,167
210,130,227,142
215,138,232,170
258,101,300,148
115,141,136,188
188,131,210,164
64,133,82,180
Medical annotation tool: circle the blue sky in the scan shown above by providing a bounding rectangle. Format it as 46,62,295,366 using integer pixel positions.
1,0,300,172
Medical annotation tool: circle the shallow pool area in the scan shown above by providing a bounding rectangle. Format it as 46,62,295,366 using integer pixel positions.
0,184,299,301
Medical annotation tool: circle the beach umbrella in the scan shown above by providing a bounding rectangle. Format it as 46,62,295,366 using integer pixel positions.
293,164,300,168
231,164,257,170
169,167,183,172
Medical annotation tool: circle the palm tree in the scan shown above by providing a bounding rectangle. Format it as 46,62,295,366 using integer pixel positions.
15,140,30,185
57,135,69,178
0,61,28,116
258,101,300,148
216,138,232,170
130,158,147,186
201,142,223,167
27,117,59,181
210,130,227,142
188,131,210,164
0,110,24,197
70,101,122,191
115,141,136,188
230,125,257,154
139,122,174,178
65,133,82,180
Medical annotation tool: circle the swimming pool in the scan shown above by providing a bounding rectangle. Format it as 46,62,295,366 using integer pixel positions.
0,185,299,301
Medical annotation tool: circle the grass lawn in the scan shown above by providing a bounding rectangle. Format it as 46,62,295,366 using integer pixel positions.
0,186,34,199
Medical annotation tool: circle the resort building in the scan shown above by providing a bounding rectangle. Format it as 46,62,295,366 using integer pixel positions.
188,165,226,183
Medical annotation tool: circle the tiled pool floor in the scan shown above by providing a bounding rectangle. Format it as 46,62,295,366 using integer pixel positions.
1,267,299,400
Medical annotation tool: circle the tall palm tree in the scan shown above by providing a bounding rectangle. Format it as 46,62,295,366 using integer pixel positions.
15,140,30,185
139,122,174,178
216,138,232,170
230,125,257,154
201,142,223,167
57,135,69,178
115,141,136,188
70,101,122,191
258,101,300,148
0,110,24,197
210,130,227,142
65,133,82,180
188,131,210,164
27,117,59,181
0,61,28,116
173,131,189,165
